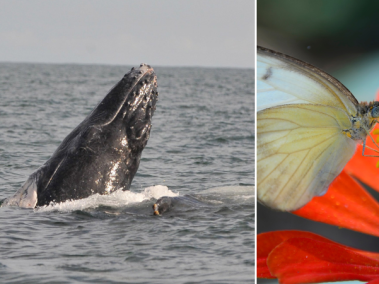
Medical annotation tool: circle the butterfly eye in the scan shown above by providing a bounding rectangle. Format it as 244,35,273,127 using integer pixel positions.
371,107,379,118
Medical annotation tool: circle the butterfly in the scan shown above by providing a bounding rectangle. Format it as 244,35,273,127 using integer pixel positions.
257,46,379,211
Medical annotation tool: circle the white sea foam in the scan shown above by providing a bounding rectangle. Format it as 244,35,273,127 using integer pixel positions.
200,185,254,205
36,185,179,213
202,185,254,196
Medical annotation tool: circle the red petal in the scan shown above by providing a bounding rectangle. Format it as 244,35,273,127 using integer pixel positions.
268,237,379,284
368,278,379,284
257,258,276,279
257,231,334,278
257,231,379,279
258,231,334,258
344,123,379,192
293,171,379,237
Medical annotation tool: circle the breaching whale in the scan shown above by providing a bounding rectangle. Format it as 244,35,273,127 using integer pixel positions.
4,64,158,208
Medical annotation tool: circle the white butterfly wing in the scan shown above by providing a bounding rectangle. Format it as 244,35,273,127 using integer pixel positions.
257,47,358,211
257,47,358,115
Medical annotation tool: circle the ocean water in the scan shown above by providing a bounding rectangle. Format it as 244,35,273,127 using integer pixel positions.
0,63,254,283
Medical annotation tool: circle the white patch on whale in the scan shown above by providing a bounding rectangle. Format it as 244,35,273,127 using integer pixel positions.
3,175,38,208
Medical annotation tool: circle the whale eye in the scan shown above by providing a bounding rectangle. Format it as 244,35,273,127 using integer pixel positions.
372,106,379,118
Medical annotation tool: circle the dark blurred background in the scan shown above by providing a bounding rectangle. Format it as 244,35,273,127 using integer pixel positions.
257,1,379,282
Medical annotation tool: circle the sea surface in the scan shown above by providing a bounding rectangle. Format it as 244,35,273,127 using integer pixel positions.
0,63,254,283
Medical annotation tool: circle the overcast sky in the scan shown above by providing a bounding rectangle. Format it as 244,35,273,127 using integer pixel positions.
0,0,254,68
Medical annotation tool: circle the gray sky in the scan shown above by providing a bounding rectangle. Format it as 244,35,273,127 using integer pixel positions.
0,0,254,68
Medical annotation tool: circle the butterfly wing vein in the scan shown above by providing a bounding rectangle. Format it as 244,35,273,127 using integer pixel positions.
258,104,356,211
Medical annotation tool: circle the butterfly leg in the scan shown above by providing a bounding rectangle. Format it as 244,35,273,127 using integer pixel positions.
361,137,379,157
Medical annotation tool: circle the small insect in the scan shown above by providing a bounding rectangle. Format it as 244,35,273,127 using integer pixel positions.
257,46,379,211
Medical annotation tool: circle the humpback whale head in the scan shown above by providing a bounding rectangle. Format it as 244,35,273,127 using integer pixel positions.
5,64,159,208
88,63,158,148
90,64,157,151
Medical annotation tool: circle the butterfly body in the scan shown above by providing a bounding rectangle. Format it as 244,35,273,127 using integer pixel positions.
345,102,379,141
257,46,379,211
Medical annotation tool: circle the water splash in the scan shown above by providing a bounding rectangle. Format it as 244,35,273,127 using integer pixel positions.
36,185,179,213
